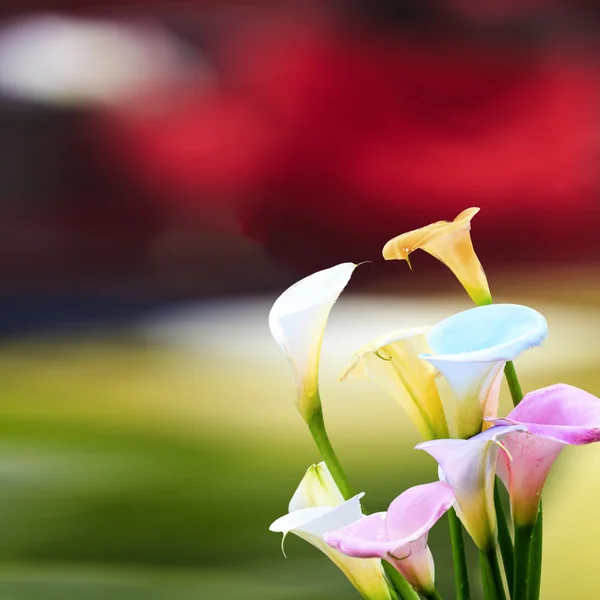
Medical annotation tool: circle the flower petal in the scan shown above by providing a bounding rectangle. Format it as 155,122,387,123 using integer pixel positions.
324,482,453,595
269,506,334,535
425,359,504,438
422,304,548,438
491,384,600,525
271,464,394,600
498,383,600,444
323,482,453,559
271,491,393,600
383,207,491,305
289,462,344,511
326,527,435,595
269,263,357,421
385,481,455,542
416,425,525,550
271,494,365,538
389,538,435,595
342,328,449,439
499,432,563,526
426,304,548,362
324,512,397,559
481,368,504,430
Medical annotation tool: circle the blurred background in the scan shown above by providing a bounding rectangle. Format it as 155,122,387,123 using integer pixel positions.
0,0,599,598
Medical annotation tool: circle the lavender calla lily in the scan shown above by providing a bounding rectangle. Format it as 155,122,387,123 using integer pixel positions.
341,328,449,440
416,425,525,550
323,482,455,595
269,263,357,422
491,383,600,526
270,463,394,600
422,304,548,438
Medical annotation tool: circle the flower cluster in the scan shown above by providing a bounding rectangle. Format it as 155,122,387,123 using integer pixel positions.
268,209,600,600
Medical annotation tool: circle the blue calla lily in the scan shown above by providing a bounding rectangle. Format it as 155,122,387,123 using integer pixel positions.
421,304,548,438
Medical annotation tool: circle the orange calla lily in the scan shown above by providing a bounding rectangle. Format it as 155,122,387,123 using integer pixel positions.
382,208,492,306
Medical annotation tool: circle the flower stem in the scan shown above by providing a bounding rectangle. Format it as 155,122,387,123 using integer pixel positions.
513,524,534,600
494,481,514,595
528,505,543,600
423,590,444,600
502,362,544,600
504,361,523,406
308,405,416,600
447,508,471,600
307,403,355,500
383,562,420,600
480,546,508,600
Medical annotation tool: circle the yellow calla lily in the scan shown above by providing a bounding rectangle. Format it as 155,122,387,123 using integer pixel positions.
382,208,492,306
342,328,449,440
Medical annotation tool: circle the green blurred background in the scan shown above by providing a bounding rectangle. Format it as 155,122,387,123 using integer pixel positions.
0,268,598,600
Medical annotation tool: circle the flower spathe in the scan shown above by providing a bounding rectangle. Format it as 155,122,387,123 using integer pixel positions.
269,263,357,422
491,383,600,526
269,463,394,600
422,304,548,438
342,327,449,440
382,207,492,306
324,482,455,595
416,424,525,550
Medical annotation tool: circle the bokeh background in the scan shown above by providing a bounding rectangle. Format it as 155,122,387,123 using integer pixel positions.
0,1,599,598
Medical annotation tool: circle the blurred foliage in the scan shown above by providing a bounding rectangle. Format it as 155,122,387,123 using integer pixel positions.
0,294,596,598
0,332,465,599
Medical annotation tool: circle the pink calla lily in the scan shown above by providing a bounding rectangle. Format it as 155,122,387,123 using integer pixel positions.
323,482,455,595
491,383,600,526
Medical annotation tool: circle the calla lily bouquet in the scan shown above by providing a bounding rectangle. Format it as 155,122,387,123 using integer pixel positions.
268,208,600,600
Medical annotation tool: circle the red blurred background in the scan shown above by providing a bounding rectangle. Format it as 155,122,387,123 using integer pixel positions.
0,0,599,308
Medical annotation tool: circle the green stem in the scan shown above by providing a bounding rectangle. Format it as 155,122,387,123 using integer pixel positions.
494,482,514,595
308,406,416,600
423,590,444,600
513,524,534,600
528,505,543,600
504,361,523,407
502,362,544,600
307,403,355,500
480,546,508,600
447,508,471,600
383,562,420,600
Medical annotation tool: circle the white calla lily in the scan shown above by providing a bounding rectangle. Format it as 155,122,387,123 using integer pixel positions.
270,463,395,600
269,263,357,421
